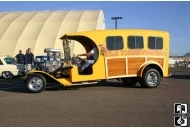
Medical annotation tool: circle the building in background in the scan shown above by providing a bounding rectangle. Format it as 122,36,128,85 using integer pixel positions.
0,10,105,57
169,56,190,67
169,56,184,67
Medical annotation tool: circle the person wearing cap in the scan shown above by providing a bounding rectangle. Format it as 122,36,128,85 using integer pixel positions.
14,50,25,64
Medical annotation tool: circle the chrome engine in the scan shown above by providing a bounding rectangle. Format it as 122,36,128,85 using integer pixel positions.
41,48,64,72
36,36,72,77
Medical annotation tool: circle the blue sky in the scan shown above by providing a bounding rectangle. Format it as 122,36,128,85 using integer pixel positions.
0,1,190,56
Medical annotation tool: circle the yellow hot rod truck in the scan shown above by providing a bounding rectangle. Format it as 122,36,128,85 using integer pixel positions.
25,29,170,93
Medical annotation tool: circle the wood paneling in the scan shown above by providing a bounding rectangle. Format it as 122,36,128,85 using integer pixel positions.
108,63,126,71
107,58,126,77
108,69,126,77
147,58,164,67
128,58,145,75
106,57,164,77
107,58,125,64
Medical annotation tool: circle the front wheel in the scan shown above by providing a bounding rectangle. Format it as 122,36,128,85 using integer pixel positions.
26,73,46,93
139,68,161,88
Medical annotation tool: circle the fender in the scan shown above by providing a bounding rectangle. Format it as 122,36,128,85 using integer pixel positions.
27,70,72,85
137,61,163,77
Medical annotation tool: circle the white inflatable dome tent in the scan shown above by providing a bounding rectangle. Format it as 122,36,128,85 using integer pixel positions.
0,10,105,57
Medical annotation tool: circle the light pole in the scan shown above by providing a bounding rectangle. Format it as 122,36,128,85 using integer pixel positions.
111,17,123,29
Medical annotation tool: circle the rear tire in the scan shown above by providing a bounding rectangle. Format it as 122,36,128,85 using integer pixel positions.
139,67,161,88
25,73,46,93
121,77,139,86
2,71,13,79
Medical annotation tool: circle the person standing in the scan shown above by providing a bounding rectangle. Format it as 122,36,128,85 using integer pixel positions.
24,50,29,72
14,50,25,64
25,48,34,72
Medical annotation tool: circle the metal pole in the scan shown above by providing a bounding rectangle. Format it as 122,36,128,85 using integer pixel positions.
115,19,117,29
111,17,123,30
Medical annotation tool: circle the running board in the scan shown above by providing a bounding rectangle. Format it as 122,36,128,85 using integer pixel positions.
66,81,98,86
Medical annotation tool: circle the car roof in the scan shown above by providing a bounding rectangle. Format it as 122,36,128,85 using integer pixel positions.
35,56,47,58
0,55,12,59
60,29,169,39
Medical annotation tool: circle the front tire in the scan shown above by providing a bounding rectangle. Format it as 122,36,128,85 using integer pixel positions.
139,68,161,88
26,73,46,93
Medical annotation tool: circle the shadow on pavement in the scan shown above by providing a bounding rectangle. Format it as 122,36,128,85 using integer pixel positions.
169,75,190,79
0,80,145,94
46,81,145,92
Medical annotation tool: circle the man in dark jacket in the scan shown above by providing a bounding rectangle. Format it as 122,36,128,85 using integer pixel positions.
14,50,25,64
25,48,34,72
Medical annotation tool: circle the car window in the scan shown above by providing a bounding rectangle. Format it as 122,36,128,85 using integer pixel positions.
148,36,163,49
127,36,144,49
106,36,124,50
35,57,48,62
4,58,16,65
35,58,41,62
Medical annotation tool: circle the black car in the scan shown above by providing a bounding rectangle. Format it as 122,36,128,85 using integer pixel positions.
34,56,48,70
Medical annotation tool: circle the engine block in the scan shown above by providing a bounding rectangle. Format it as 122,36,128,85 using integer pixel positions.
41,48,64,73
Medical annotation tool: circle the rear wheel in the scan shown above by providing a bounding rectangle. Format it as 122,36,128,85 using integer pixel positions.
121,77,139,86
26,73,46,93
2,71,13,79
139,67,161,88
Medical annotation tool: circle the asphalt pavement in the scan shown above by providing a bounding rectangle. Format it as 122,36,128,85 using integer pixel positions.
0,67,190,127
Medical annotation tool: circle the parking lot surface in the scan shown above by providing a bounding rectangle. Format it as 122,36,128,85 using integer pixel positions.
0,68,190,127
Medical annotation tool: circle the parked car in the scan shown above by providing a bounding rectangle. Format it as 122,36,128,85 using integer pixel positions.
34,56,48,70
34,55,65,70
0,55,25,79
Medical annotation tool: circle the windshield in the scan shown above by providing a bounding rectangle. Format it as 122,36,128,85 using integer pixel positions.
4,57,17,65
35,56,48,62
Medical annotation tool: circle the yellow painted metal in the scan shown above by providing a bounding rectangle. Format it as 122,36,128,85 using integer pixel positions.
29,29,170,86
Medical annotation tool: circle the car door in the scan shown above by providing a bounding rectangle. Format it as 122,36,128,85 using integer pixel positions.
4,57,24,76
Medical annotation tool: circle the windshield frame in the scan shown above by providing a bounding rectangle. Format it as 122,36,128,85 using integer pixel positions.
62,37,71,61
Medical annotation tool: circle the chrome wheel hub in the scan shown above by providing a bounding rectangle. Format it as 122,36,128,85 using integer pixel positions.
3,72,11,78
28,77,43,91
147,72,158,85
